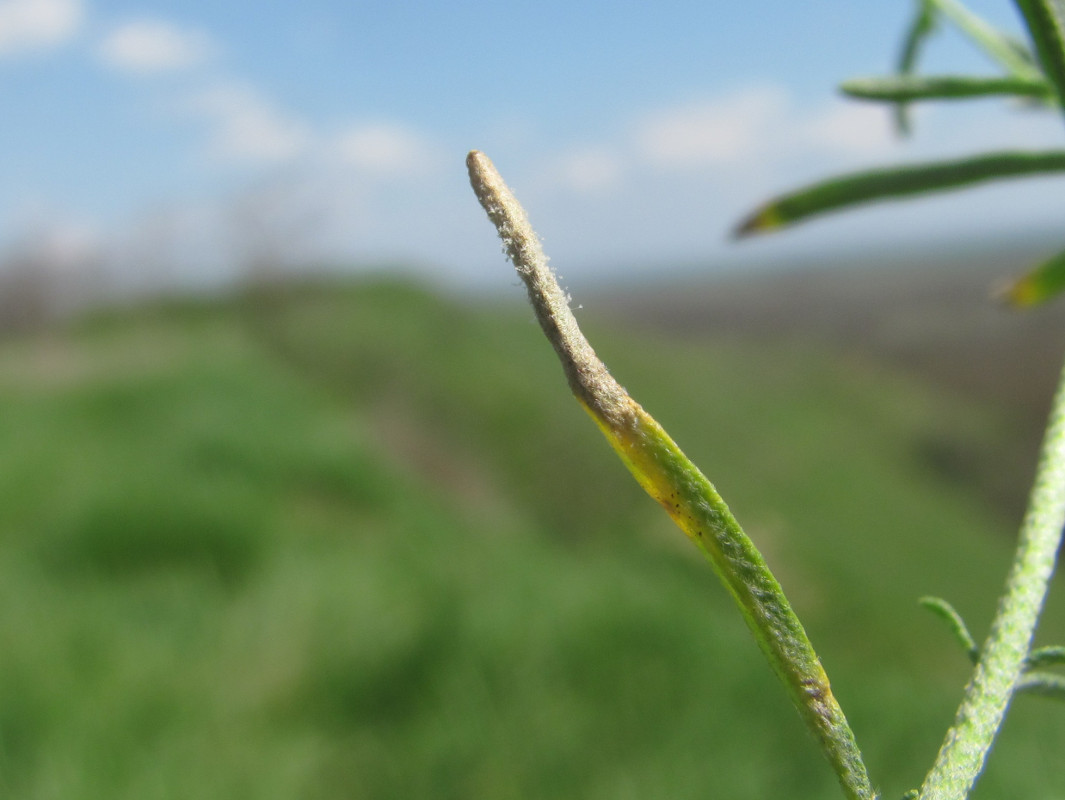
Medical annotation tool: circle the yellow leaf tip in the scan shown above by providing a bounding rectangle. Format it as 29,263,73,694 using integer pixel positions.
732,207,782,239
993,276,1041,308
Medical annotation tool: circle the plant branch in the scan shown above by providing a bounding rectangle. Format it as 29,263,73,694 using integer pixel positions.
917,357,1065,800
467,149,877,800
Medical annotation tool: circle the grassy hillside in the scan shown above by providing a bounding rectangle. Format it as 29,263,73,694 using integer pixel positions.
0,276,1061,799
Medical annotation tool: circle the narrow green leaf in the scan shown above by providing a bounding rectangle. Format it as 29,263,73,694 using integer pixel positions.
1002,246,1065,306
894,0,940,135
842,74,1054,103
1015,670,1065,700
1001,32,1041,69
468,149,877,800
1013,0,1065,111
734,150,1065,237
898,1,939,75
919,596,979,664
1025,644,1065,668
933,0,1041,77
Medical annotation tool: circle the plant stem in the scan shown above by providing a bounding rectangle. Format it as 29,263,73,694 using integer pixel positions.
467,149,877,800
918,357,1065,800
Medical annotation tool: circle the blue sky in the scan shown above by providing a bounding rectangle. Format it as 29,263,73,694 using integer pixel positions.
2,0,1064,294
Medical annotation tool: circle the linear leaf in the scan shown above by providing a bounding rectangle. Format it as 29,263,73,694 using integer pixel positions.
468,149,877,800
899,0,940,74
919,596,979,663
1013,0,1065,111
842,74,1054,102
1001,32,1041,68
1025,644,1065,668
1002,246,1065,306
1015,670,1065,700
734,150,1065,236
894,0,941,135
933,0,1041,77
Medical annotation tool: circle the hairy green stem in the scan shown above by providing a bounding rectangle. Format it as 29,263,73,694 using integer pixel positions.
918,357,1065,799
467,149,876,800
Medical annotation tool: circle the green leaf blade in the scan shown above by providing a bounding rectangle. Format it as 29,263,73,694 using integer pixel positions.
919,596,980,664
894,0,941,135
934,0,1041,77
734,150,1065,237
842,74,1054,103
1003,247,1065,306
1015,670,1065,700
1025,644,1065,668
468,149,878,800
1013,0,1065,112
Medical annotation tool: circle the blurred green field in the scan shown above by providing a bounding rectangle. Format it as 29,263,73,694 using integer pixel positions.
0,276,1061,799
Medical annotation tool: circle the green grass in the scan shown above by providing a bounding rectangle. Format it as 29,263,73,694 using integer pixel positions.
0,277,1060,799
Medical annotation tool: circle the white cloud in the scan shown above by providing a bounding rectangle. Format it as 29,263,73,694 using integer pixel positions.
0,0,82,56
187,82,311,163
333,122,436,174
36,219,100,270
635,87,789,169
799,102,895,158
551,147,623,193
3,217,101,273
633,86,904,176
98,19,214,74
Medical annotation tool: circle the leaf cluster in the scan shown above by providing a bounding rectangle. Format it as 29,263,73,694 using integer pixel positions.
734,0,1065,307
